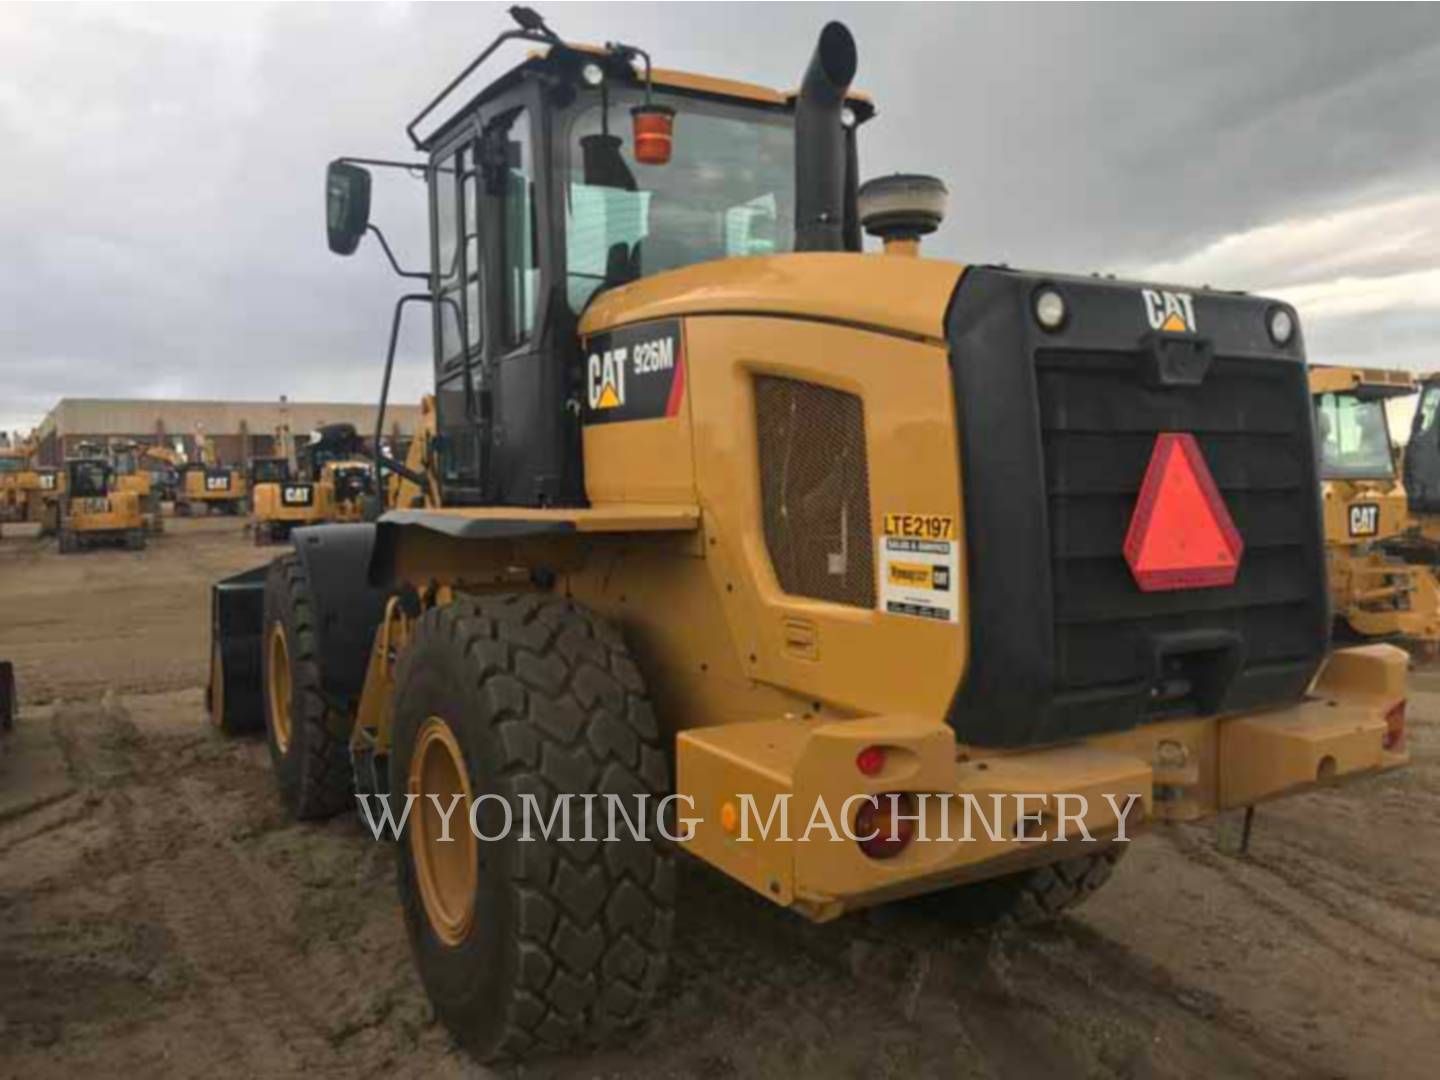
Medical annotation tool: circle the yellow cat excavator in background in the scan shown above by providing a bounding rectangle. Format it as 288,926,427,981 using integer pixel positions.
58,444,146,553
176,427,248,517
108,440,165,534
0,432,46,539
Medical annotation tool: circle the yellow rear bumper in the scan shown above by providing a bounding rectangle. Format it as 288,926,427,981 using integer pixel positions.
677,645,1407,920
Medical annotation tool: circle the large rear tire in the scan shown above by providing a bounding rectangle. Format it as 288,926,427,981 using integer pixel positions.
954,845,1128,927
391,593,674,1063
261,554,353,819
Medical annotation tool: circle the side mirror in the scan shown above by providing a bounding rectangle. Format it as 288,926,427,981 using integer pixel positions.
326,161,372,255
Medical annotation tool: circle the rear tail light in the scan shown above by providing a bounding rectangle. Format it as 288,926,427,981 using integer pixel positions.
1384,700,1406,752
855,793,917,860
855,745,885,776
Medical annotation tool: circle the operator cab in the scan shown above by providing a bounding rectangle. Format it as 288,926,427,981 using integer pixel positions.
1314,384,1405,482
251,457,291,485
326,9,875,509
329,462,375,503
298,423,366,481
1406,378,1440,512
66,458,113,500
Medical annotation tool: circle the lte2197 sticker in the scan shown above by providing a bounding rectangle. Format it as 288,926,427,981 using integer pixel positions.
878,511,959,622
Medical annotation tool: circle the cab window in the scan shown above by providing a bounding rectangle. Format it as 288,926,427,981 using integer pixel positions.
433,146,481,368
1315,392,1394,479
499,108,539,348
562,92,794,312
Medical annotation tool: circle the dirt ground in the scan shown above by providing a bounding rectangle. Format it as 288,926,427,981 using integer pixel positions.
1,515,1438,1079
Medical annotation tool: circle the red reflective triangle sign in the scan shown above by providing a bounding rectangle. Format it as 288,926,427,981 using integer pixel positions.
1123,433,1243,592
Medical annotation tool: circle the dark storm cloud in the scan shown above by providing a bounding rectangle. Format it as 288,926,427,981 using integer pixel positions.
3,2,1440,433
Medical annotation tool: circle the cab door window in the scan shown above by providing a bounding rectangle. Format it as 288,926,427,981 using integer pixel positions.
495,107,538,348
433,145,484,370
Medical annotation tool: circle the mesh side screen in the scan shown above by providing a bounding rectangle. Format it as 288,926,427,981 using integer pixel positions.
754,376,875,607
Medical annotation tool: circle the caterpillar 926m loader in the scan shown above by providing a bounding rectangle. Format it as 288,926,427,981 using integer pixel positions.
209,10,1409,1062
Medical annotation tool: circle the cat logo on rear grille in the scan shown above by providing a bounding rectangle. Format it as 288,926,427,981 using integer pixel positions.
1142,289,1198,334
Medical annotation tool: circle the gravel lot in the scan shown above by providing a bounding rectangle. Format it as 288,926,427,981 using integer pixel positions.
2,515,1436,1078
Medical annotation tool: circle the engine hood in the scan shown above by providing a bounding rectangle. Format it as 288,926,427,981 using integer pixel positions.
580,252,964,343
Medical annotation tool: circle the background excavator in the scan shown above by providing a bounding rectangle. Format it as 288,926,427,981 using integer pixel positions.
107,439,166,534
175,426,248,517
57,442,146,553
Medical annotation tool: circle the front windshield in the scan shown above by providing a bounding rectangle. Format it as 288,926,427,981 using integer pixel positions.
563,89,794,311
252,459,288,484
69,461,110,498
1315,392,1395,479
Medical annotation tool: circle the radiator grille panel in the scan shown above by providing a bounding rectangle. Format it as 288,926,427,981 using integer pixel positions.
1037,349,1322,696
755,377,875,608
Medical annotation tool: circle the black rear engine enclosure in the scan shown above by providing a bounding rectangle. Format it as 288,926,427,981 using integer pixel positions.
946,267,1327,748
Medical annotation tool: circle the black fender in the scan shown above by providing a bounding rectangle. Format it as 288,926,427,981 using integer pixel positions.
210,564,269,733
291,523,389,710
1,659,14,730
369,508,577,586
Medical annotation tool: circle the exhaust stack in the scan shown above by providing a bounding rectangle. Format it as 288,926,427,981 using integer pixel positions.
794,22,857,253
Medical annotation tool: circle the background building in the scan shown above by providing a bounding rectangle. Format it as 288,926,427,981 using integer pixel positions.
32,398,421,466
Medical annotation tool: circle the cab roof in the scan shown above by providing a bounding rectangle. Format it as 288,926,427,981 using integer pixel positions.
1310,364,1418,400
419,42,872,152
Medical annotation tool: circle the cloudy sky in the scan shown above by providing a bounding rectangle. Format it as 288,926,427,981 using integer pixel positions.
3,2,1440,434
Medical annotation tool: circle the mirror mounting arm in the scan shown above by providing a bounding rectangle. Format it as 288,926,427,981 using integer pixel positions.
373,293,435,494
367,225,429,281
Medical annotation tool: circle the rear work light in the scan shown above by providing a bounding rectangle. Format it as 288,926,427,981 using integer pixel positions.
854,793,917,860
1384,700,1406,752
632,105,675,165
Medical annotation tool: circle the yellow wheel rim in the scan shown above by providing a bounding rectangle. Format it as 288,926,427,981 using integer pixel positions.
408,716,477,946
267,622,292,754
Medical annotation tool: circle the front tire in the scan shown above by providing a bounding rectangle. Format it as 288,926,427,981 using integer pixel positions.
261,554,352,819
391,593,674,1063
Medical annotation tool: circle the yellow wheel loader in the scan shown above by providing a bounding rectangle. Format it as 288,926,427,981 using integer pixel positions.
1310,366,1440,645
208,10,1408,1062
57,456,146,553
249,423,375,543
